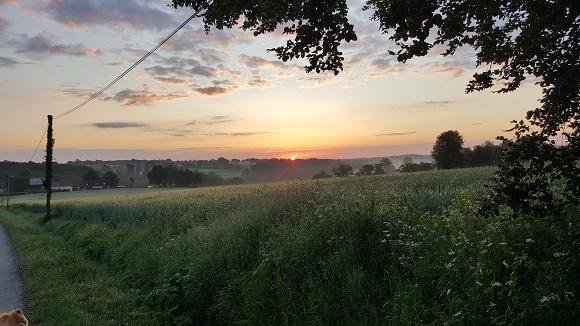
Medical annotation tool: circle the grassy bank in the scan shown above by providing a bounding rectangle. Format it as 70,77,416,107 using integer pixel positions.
1,168,578,325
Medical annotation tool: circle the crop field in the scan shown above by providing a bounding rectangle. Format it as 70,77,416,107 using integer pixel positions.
0,167,578,325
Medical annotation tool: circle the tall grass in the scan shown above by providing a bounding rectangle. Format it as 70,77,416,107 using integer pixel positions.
7,167,580,325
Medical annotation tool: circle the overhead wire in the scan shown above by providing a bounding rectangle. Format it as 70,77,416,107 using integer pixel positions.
27,7,206,161
54,9,203,119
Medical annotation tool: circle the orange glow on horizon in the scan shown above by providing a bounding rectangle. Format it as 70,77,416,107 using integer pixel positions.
290,155,296,161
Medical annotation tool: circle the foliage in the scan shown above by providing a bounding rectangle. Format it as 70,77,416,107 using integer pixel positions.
399,162,435,173
332,164,353,177
171,0,357,75
462,141,499,168
5,167,579,324
82,169,100,181
102,171,119,188
312,171,332,179
357,164,375,175
432,130,464,169
147,165,243,187
380,158,395,172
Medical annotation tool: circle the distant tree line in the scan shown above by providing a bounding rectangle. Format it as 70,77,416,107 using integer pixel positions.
147,165,243,187
432,131,499,170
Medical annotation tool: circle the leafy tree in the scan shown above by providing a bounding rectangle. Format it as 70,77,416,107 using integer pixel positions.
173,0,579,215
147,165,167,186
373,164,385,175
463,141,499,167
312,171,332,179
103,171,119,188
401,156,413,165
432,131,464,169
332,164,353,177
379,158,395,172
358,164,375,176
83,169,100,181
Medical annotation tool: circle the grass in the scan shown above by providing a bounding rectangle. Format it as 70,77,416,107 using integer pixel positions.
1,167,578,325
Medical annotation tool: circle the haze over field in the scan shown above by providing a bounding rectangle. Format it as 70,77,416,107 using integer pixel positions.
0,0,540,162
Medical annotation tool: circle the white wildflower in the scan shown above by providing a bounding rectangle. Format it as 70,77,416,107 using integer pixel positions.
540,293,560,304
525,238,535,243
554,252,568,258
492,282,502,287
502,260,509,268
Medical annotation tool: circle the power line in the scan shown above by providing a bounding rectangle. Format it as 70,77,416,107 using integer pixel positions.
29,127,47,162
54,9,202,119
28,8,204,161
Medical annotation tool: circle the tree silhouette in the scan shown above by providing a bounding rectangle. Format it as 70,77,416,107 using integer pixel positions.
83,169,100,181
379,158,395,172
332,164,353,177
432,131,464,169
103,171,119,188
358,164,374,176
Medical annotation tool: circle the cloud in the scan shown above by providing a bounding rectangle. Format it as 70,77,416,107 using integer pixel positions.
0,56,22,67
423,100,454,106
375,131,417,136
238,54,287,70
154,77,187,84
104,87,187,106
15,33,102,58
164,26,250,52
207,115,237,125
214,132,269,137
248,74,272,88
33,0,176,30
177,146,233,151
91,122,148,129
193,86,237,96
471,122,484,126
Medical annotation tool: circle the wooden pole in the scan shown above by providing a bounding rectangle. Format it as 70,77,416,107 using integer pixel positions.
43,115,54,223
5,176,9,209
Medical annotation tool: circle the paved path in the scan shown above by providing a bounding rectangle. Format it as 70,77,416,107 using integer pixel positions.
0,223,25,312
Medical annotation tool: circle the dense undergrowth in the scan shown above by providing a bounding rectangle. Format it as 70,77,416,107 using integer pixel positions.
2,167,579,325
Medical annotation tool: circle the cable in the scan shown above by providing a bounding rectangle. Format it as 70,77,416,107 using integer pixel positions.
54,9,203,119
29,127,47,162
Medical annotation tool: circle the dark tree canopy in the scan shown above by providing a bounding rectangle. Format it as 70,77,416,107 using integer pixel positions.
432,130,464,169
332,164,353,177
83,169,100,181
103,171,119,188
171,0,357,75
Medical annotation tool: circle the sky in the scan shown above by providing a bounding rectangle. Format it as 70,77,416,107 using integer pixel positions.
0,0,541,162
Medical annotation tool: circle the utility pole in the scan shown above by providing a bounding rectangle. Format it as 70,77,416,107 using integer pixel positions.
43,115,54,223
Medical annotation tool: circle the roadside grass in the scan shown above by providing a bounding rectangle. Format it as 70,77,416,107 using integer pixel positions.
1,167,578,325
0,209,154,326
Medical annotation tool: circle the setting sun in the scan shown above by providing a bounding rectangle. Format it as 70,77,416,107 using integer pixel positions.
290,155,296,161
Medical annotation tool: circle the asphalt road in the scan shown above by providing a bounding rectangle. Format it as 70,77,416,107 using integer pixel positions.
0,223,25,312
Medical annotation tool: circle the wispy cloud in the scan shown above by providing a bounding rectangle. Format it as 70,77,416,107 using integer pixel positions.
91,122,148,129
32,0,176,30
422,100,454,106
104,86,187,106
15,32,102,58
0,56,23,67
375,131,417,137
214,132,269,137
193,86,238,96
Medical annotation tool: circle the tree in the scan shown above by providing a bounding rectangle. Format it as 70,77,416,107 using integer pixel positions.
358,164,375,176
103,171,119,188
463,141,499,167
83,169,100,181
399,162,435,173
312,171,332,179
373,164,385,175
332,164,353,177
432,131,464,169
172,0,579,215
379,158,395,172
148,165,167,186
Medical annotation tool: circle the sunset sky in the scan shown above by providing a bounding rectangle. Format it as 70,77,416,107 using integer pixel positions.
0,0,541,162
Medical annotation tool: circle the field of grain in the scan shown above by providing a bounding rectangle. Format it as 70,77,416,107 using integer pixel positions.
1,167,578,325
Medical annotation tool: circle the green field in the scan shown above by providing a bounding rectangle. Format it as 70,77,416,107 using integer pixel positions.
0,167,578,325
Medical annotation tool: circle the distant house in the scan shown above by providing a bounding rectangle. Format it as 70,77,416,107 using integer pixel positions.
29,177,44,191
